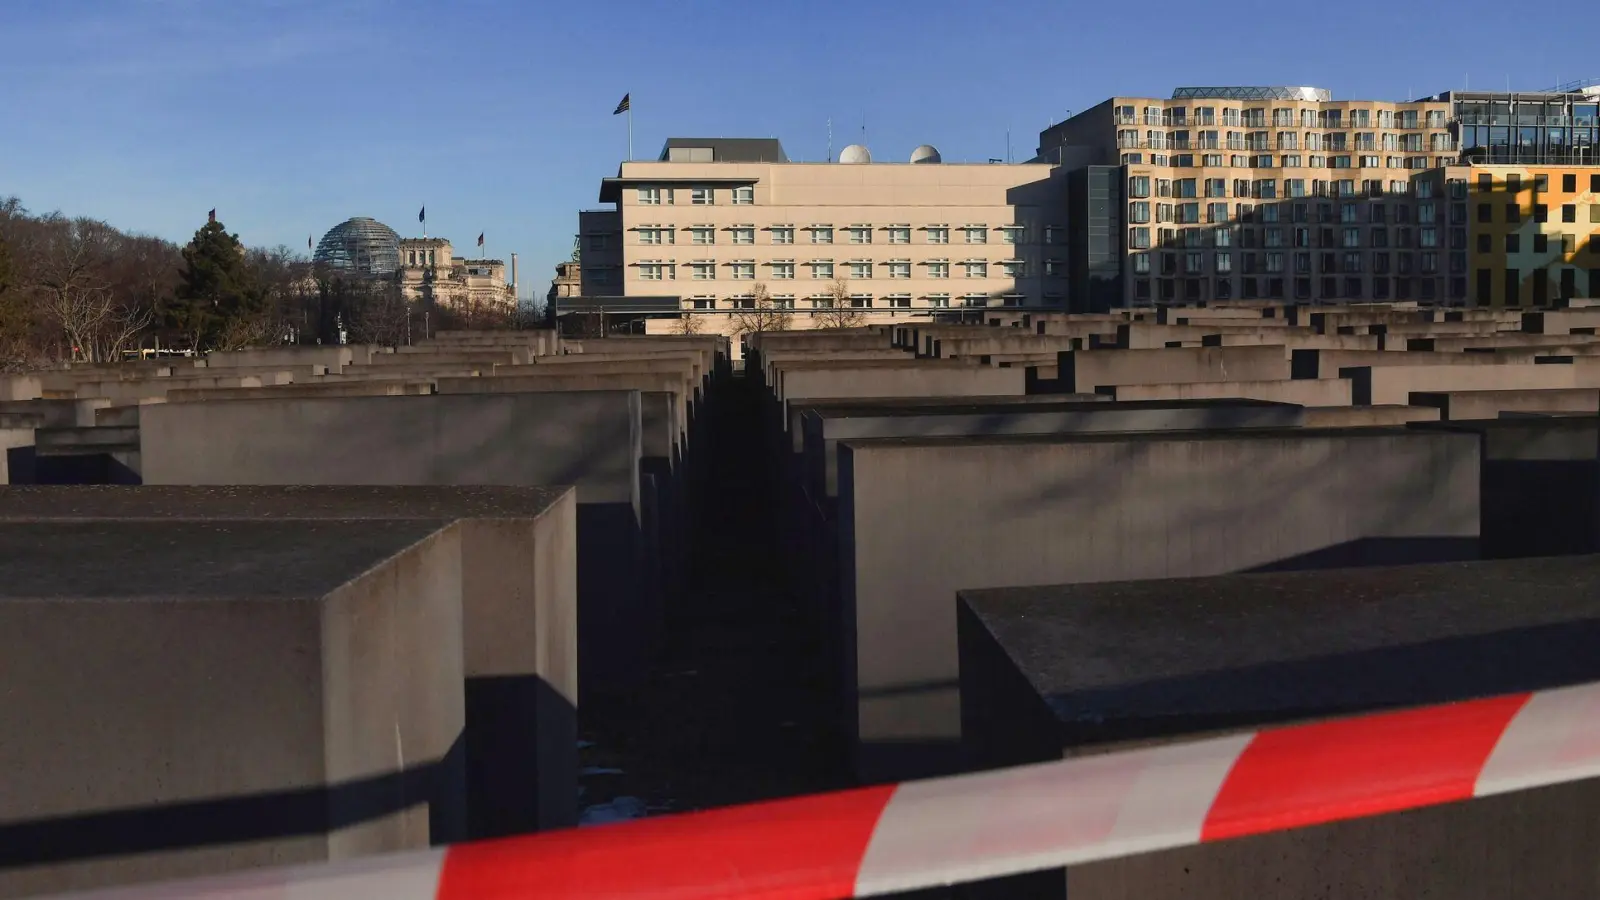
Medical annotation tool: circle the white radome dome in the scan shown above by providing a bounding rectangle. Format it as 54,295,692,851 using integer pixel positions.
839,144,872,164
910,144,942,164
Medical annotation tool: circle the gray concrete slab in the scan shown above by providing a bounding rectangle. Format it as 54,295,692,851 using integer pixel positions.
957,556,1600,899
0,485,579,836
138,393,645,698
0,520,465,898
835,427,1479,783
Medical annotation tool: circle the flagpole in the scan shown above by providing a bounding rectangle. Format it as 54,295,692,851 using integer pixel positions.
628,100,634,162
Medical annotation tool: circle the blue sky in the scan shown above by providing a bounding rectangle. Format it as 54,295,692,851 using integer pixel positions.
1,0,1590,301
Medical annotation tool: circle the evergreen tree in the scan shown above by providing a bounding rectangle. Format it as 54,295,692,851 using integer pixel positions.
167,216,263,350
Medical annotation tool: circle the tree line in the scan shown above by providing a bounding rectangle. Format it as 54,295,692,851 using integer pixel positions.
0,198,533,370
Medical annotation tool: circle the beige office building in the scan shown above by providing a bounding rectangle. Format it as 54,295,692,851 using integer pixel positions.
1039,87,1461,307
574,138,1070,338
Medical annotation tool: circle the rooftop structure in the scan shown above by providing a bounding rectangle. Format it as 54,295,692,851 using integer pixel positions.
1172,86,1333,102
313,217,401,277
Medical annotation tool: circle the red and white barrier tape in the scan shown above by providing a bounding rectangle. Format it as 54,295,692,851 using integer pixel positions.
55,682,1600,899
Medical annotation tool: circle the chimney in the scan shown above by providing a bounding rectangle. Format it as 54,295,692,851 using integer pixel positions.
511,253,519,299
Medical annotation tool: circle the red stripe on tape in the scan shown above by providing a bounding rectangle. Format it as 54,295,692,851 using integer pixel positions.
436,784,897,900
1200,693,1531,843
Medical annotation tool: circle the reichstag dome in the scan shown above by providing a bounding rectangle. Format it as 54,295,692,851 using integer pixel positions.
313,217,401,277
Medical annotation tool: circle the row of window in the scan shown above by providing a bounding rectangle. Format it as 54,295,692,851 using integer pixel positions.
1483,232,1590,255
638,186,753,205
1120,153,1451,170
636,259,1042,280
1133,275,1455,303
1116,131,1451,152
683,293,1040,310
1475,172,1600,193
1130,250,1450,276
1477,202,1600,225
1114,105,1444,130
632,224,1044,246
1131,225,1453,250
1129,175,1442,200
1131,201,1444,225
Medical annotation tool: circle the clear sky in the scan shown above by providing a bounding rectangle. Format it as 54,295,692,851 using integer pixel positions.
1,0,1592,301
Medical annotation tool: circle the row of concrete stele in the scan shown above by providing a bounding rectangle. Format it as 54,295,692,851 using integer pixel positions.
0,329,730,899
3,302,1600,898
748,302,1600,900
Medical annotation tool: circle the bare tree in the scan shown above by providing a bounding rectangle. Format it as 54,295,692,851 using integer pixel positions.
668,311,703,335
28,217,154,362
726,282,793,336
345,279,412,347
814,278,866,329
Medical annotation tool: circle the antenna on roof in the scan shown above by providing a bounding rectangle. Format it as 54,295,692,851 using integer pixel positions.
1007,128,1013,164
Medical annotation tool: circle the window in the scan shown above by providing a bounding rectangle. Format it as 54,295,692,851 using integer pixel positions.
638,262,671,281
887,261,911,279
731,185,753,205
1214,251,1232,273
1592,175,1600,192
688,226,715,245
587,234,608,251
731,226,755,245
963,226,988,244
771,262,795,280
1129,201,1151,224
638,187,665,205
848,226,872,244
1001,260,1025,278
1564,204,1577,223
927,226,950,244
1045,226,1065,245
810,295,835,309
772,226,795,245
690,187,714,205
1001,225,1026,244
925,294,951,308
1534,234,1548,254
849,294,872,309
1207,203,1229,224
811,261,834,279
1178,203,1201,223
1592,206,1600,224
1505,204,1520,224
691,297,714,310
1535,204,1549,223
1565,174,1578,192
1506,234,1520,253
638,226,673,245
1130,228,1151,249
811,226,834,244
690,262,715,280
927,261,949,278
1046,258,1067,276
1131,254,1151,274
964,261,988,278
886,294,911,309
731,262,755,280
963,293,989,308
1478,204,1492,223
1343,227,1361,248
887,226,911,244
849,261,872,279
1184,251,1205,274
773,295,796,310
1129,176,1151,197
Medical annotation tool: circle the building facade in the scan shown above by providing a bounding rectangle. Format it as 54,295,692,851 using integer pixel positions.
1446,165,1600,305
1042,87,1459,308
574,137,1071,338
396,238,516,313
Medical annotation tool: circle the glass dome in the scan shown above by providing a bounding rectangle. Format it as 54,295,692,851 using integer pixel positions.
314,217,401,277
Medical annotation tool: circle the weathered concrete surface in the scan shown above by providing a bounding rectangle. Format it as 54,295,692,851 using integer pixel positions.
1344,363,1586,405
164,382,435,402
0,520,466,898
1104,377,1352,406
957,557,1600,899
1057,346,1289,392
0,427,33,484
139,393,645,698
836,428,1479,782
0,485,580,836
1302,405,1440,427
1412,388,1600,420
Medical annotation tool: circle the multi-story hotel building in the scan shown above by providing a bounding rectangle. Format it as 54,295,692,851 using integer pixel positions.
1038,87,1460,309
572,137,1070,338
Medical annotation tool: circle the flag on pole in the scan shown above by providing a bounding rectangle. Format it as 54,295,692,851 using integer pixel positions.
613,93,630,115
307,235,313,252
208,208,216,223
477,233,485,248
418,206,425,224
